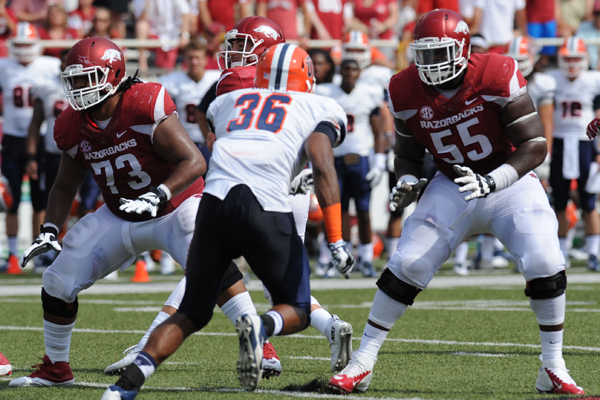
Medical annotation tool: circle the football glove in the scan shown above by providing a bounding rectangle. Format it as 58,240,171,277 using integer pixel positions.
453,165,496,201
586,118,600,139
328,239,355,279
290,169,313,195
21,224,61,268
119,186,167,218
389,177,428,212
365,153,387,188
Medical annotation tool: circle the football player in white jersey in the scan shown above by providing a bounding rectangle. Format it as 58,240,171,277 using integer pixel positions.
103,43,354,398
0,22,61,270
547,37,600,271
317,57,385,277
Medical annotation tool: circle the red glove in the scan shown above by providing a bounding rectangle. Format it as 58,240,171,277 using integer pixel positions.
586,118,600,139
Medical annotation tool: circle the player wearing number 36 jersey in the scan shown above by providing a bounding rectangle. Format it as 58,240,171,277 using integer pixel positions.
330,9,584,396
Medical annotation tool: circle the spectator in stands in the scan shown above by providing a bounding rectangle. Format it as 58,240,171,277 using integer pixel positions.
0,0,17,57
576,0,600,70
86,7,120,39
68,0,95,38
472,0,527,53
559,0,594,37
459,0,475,26
198,0,251,33
305,0,353,40
351,0,399,40
133,0,193,74
417,0,459,16
201,22,224,70
527,0,560,61
256,0,311,43
308,48,336,84
39,4,81,59
92,0,127,39
9,0,60,28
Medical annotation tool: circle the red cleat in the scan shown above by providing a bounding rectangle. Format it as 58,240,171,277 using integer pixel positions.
261,340,282,378
536,358,584,395
0,351,12,376
8,355,74,387
329,351,373,394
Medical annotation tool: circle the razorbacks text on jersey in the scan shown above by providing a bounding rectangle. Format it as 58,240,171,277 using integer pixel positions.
547,69,600,140
158,69,220,144
527,72,556,111
206,88,347,212
33,76,69,155
0,56,61,136
54,82,204,222
388,53,527,179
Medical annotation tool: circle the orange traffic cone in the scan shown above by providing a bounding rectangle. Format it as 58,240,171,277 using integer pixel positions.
131,260,150,282
6,254,21,275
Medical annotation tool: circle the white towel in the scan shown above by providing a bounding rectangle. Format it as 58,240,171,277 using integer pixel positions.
586,162,600,193
562,137,580,179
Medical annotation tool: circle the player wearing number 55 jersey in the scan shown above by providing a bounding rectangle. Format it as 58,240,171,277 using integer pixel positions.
330,9,584,396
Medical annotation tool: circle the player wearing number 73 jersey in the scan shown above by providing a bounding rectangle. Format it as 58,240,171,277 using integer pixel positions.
330,9,584,396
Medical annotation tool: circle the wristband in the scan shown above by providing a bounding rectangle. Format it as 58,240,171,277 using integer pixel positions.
41,223,59,237
150,185,168,206
322,203,342,243
374,153,386,170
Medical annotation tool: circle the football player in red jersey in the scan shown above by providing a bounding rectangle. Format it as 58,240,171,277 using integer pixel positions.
329,9,584,396
7,37,266,388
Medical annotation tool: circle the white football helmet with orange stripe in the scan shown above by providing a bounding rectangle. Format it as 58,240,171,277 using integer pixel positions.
341,30,371,69
9,22,42,64
558,37,589,79
504,36,538,77
255,43,315,93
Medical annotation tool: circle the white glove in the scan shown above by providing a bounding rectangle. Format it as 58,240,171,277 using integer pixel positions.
290,169,313,195
21,224,62,268
453,165,496,201
328,239,355,279
389,177,428,212
119,186,168,218
365,153,387,188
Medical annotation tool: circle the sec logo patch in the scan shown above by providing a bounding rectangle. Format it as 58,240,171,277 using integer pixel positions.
420,106,434,120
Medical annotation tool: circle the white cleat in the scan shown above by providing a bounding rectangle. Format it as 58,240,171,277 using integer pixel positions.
329,315,353,372
104,345,140,376
236,314,266,391
329,351,374,394
453,262,469,276
160,253,176,275
535,357,584,395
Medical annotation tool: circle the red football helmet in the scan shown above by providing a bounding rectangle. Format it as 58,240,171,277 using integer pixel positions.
60,37,127,110
558,37,588,79
411,9,471,85
217,16,285,71
255,43,315,93
9,22,41,64
504,36,538,77
342,30,371,69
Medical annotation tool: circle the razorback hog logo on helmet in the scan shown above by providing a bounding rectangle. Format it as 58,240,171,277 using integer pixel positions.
253,25,279,40
454,21,469,35
100,48,121,63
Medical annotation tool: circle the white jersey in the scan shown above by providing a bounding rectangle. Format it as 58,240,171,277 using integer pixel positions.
332,65,393,94
0,56,61,137
317,82,382,157
33,76,69,154
206,88,347,213
158,70,220,144
527,72,556,110
548,69,600,140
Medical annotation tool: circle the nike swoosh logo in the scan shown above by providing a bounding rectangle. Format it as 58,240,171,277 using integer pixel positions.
549,341,560,344
116,131,127,138
465,98,477,105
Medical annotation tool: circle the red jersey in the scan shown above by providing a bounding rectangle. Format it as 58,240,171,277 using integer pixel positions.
309,0,348,40
353,0,395,39
216,66,256,96
54,82,204,222
39,27,81,58
198,0,248,32
525,0,554,23
388,53,527,179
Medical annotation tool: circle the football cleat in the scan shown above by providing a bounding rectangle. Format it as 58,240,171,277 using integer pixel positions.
261,340,282,378
587,254,599,271
100,385,138,400
535,358,584,395
0,351,12,376
159,253,176,275
359,260,377,278
104,345,140,376
329,315,353,372
8,355,74,387
329,351,374,394
236,314,267,391
453,262,469,276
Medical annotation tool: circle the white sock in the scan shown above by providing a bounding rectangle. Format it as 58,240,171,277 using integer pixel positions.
386,237,399,258
318,233,331,264
358,242,373,262
136,311,170,351
8,236,17,256
359,323,389,364
566,228,575,252
481,235,494,262
220,292,257,326
265,310,284,336
558,237,569,261
539,330,563,363
133,352,157,379
585,234,600,256
454,242,469,264
44,320,75,363
310,307,334,338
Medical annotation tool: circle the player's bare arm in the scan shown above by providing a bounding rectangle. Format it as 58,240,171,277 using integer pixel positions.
305,131,339,209
25,98,45,180
152,114,207,197
393,118,425,179
501,91,547,176
45,153,89,228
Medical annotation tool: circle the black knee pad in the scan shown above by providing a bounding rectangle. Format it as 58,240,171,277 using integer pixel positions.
42,288,79,318
376,268,422,306
524,271,567,300
220,261,244,292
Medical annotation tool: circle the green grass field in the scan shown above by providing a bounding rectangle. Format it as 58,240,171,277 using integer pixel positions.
1,261,599,400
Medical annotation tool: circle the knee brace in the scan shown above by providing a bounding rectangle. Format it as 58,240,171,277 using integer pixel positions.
524,270,567,300
376,268,422,306
42,288,79,318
